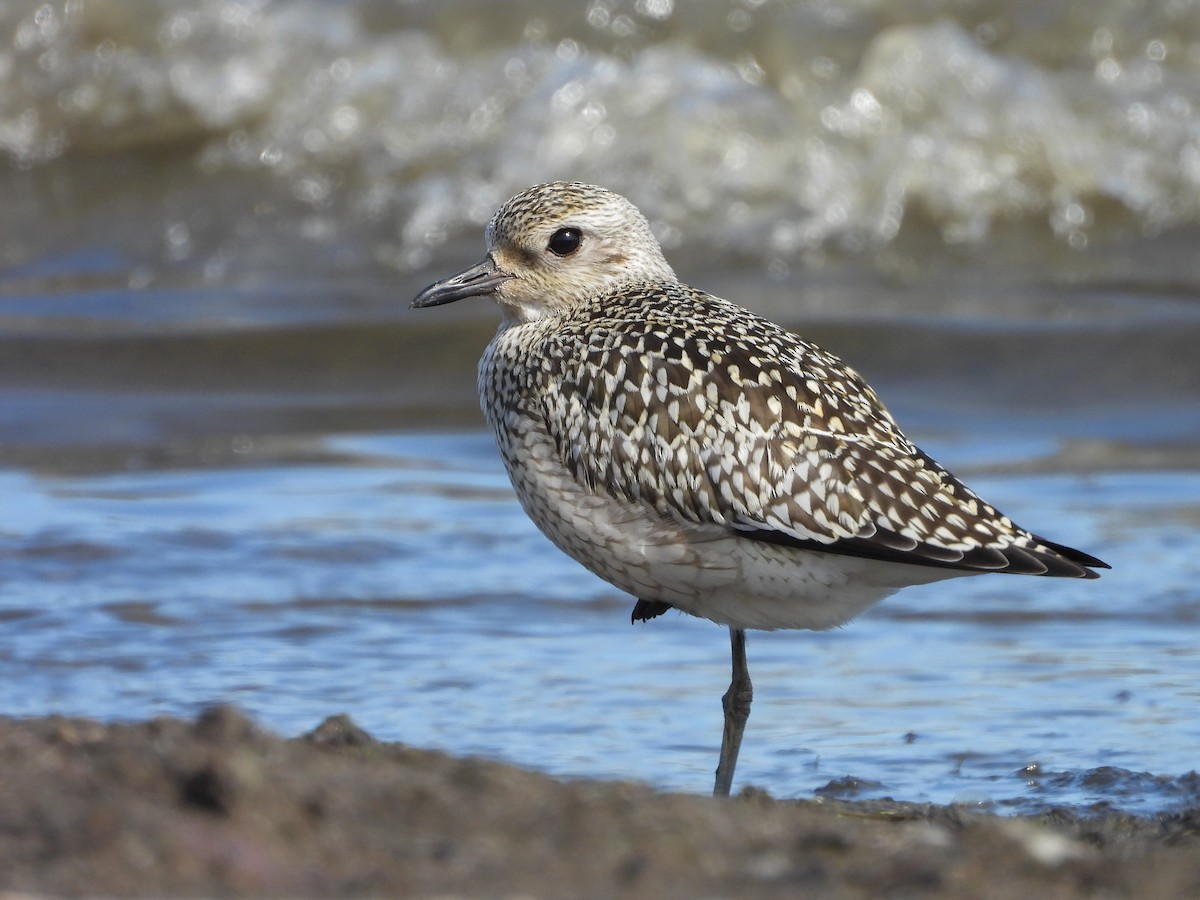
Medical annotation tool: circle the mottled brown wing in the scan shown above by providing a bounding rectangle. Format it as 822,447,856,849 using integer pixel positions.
539,285,1106,578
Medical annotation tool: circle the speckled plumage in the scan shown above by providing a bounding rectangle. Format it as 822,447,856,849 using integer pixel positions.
412,181,1108,793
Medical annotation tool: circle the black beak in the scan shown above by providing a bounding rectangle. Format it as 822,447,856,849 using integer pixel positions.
411,256,513,309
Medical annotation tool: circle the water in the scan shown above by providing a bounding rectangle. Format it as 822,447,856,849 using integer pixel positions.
2,429,1198,815
2,0,1200,814
4,0,1200,281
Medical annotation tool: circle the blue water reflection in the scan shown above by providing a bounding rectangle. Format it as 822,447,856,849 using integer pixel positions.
1,429,1196,814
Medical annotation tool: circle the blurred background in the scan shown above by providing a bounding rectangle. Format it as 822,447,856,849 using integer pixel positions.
1,0,1199,811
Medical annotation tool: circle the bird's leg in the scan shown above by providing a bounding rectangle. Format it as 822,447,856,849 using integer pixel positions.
713,627,752,798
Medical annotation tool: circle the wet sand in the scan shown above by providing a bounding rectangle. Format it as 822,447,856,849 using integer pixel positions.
2,707,1197,898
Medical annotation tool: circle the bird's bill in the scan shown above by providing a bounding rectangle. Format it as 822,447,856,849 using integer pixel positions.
410,256,513,308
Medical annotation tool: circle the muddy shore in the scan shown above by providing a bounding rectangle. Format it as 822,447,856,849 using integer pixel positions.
1,707,1197,898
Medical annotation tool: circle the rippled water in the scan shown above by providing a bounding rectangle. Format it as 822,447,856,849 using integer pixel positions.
2,0,1200,814
2,423,1198,814
4,0,1200,281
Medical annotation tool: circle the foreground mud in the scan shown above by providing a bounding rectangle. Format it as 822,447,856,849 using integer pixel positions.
1,708,1197,898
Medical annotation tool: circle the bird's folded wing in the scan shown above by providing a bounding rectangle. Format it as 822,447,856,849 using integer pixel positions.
541,313,1104,578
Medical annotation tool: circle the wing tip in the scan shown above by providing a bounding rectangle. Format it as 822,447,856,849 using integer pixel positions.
1030,536,1110,579
740,526,1109,579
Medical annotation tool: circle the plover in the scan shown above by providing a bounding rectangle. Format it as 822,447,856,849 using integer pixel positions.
411,181,1109,797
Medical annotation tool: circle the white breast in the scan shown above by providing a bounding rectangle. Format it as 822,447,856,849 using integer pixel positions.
491,410,967,632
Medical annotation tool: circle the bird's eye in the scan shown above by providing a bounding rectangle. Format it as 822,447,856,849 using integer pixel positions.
547,227,583,256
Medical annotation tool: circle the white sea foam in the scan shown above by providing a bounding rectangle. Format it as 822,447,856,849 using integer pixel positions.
1,0,1198,277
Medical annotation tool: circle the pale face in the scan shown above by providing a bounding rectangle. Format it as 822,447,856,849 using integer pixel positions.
411,182,676,323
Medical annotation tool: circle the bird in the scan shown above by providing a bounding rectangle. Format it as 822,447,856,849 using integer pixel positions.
411,181,1110,797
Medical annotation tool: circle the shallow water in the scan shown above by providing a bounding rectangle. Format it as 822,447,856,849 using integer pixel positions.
2,415,1199,814
2,0,1200,814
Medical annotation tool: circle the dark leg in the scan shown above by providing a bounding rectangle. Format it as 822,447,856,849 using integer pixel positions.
713,627,752,797
631,598,671,623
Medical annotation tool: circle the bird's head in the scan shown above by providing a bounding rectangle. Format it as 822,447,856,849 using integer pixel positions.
411,181,676,323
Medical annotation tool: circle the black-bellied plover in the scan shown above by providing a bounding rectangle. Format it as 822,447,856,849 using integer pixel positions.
411,181,1109,797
